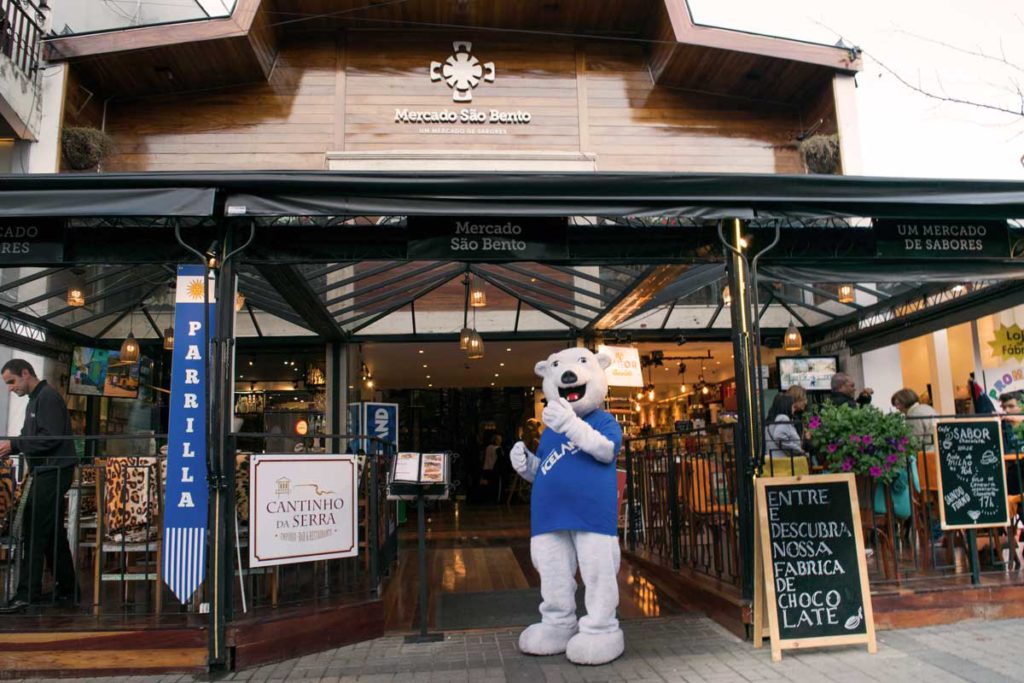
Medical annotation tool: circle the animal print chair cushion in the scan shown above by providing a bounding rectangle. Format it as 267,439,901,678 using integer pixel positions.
103,457,164,540
235,454,250,524
77,466,97,517
0,456,15,534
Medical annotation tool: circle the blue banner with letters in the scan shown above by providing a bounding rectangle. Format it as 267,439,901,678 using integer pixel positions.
162,264,214,603
364,403,399,452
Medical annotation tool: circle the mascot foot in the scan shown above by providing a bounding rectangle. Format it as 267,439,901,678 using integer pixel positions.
518,622,578,656
565,630,624,666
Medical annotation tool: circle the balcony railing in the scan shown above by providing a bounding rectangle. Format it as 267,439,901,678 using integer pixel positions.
1,0,43,78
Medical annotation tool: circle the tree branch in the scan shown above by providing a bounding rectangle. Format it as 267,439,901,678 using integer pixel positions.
868,51,1024,118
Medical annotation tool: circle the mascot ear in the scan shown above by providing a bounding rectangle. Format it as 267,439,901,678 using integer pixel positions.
595,353,612,370
534,360,550,378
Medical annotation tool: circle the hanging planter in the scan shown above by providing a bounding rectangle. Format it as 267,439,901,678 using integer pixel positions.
798,134,841,175
61,126,115,171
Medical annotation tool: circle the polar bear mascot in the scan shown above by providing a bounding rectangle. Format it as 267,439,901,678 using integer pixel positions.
510,347,624,666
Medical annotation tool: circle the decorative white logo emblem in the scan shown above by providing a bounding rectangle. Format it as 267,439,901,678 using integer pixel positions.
430,41,495,102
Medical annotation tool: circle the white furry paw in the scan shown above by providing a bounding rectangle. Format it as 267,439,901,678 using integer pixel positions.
565,630,624,666
518,622,578,656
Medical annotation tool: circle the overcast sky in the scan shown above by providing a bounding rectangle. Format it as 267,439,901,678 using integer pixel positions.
689,0,1024,180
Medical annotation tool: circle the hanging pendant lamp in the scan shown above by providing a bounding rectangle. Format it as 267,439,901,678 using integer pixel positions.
722,285,731,305
466,330,485,359
469,276,487,307
837,284,855,304
783,320,803,352
459,326,474,350
120,309,140,362
67,282,86,307
120,332,140,363
163,326,174,350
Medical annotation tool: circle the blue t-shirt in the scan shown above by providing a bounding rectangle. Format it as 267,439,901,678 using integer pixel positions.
531,409,622,537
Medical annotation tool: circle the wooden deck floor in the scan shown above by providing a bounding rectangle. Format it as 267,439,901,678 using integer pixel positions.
382,501,692,632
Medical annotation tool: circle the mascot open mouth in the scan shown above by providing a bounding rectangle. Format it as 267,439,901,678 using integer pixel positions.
558,384,587,402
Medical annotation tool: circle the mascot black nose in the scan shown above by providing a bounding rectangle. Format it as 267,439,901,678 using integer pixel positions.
560,371,578,385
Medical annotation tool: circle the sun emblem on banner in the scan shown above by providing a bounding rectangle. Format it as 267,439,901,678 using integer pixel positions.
186,279,205,301
430,41,495,102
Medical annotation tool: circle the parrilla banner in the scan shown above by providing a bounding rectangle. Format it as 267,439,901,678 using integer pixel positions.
162,264,214,603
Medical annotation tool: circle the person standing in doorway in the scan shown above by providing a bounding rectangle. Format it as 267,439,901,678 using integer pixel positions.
0,359,78,612
482,434,504,503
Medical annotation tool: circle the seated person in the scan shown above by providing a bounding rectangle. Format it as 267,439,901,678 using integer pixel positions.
1001,392,1024,499
891,388,938,450
763,394,809,476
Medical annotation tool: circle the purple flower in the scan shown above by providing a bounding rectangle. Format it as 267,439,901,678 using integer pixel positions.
869,465,883,478
862,435,873,446
899,436,909,445
841,459,854,472
849,434,861,443
886,454,899,465
827,443,839,453
808,416,822,430
897,444,906,452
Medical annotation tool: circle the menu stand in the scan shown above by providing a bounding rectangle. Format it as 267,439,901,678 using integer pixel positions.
387,452,450,644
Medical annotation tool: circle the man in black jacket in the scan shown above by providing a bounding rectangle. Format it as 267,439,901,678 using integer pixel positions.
0,359,78,611
828,372,873,409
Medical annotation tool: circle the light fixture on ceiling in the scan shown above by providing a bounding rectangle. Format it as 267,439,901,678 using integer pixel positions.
163,326,174,350
119,309,140,363
783,320,803,352
67,273,86,307
461,273,484,359
466,329,485,360
837,284,855,304
469,275,487,307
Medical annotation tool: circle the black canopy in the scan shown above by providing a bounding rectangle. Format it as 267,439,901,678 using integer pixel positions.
1,171,1023,219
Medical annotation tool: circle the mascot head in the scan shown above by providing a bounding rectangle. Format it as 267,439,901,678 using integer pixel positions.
534,348,612,418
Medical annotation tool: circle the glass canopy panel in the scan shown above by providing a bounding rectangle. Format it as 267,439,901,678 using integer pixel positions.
51,0,236,36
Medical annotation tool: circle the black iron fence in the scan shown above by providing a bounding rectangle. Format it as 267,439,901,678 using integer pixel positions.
0,431,395,620
623,415,1024,593
0,0,43,77
623,427,742,588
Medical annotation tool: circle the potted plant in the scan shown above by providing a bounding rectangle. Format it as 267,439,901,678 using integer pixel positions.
798,134,841,175
804,403,917,484
804,403,919,578
61,127,115,171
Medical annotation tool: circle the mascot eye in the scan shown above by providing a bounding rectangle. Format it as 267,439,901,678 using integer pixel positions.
579,357,587,363
552,361,559,367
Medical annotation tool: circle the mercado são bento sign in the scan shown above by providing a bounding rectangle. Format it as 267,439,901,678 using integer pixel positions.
407,216,567,260
249,454,357,568
393,41,532,134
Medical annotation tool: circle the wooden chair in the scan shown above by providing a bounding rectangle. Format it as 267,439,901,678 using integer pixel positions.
92,457,163,615
683,458,737,578
761,456,810,478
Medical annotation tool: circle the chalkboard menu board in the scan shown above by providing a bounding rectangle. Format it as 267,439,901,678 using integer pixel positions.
935,418,1009,530
754,474,876,662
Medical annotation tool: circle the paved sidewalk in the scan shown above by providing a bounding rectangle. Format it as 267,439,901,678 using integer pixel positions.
21,615,1024,682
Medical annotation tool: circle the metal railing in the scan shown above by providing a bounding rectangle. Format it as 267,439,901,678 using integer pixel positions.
623,415,1024,595
623,427,742,588
0,431,395,621
0,0,43,78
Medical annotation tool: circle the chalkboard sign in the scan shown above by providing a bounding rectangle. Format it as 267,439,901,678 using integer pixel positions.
753,474,876,662
934,418,1009,530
